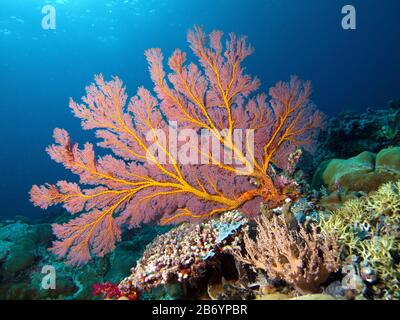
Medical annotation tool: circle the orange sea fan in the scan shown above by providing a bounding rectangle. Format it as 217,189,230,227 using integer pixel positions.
30,26,325,265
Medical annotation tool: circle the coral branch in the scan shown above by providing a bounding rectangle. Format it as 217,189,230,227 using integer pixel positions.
233,215,340,294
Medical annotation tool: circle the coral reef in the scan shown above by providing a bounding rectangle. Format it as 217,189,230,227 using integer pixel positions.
317,99,400,161
319,180,400,299
312,147,400,193
0,221,52,282
232,214,340,294
15,12,398,300
0,216,166,299
92,282,139,300
260,196,323,228
30,26,324,265
311,147,400,211
118,210,248,296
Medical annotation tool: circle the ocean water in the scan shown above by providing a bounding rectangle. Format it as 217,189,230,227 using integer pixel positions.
0,0,399,221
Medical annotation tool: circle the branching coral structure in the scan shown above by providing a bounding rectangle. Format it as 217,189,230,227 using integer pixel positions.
233,215,340,294
30,26,324,265
319,180,400,299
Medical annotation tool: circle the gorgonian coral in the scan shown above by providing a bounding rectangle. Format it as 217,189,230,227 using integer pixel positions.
233,215,340,294
30,26,325,265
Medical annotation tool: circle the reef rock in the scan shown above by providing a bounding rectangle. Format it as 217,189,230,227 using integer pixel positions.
317,100,400,162
0,216,168,299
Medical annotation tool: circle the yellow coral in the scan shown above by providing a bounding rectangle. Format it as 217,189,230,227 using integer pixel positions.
319,180,400,299
366,180,400,221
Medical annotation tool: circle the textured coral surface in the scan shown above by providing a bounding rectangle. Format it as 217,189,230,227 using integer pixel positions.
118,210,247,293
319,180,400,299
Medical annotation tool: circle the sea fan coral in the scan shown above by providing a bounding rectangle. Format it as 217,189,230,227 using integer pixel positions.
118,210,248,292
233,215,340,294
30,26,324,265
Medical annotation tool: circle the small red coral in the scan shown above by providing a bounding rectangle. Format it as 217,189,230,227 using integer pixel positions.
92,282,138,300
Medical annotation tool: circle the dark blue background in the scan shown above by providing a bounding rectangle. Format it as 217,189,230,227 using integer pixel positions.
0,0,399,219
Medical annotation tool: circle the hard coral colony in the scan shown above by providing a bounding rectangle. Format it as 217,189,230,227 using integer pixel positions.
30,26,325,266
119,210,248,293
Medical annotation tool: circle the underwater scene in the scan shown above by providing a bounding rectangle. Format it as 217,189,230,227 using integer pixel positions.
1,0,400,303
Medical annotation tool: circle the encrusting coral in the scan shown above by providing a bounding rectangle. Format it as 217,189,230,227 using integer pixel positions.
319,180,400,299
232,215,340,294
29,26,324,265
